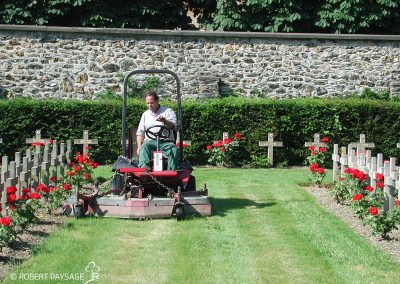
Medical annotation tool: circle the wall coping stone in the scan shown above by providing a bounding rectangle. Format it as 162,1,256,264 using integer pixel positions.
1,24,400,42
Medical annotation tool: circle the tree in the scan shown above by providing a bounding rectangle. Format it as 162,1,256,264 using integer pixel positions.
0,0,194,29
316,0,400,34
204,0,319,32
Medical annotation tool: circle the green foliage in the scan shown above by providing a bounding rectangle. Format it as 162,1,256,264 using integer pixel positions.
250,154,270,168
0,216,17,249
211,0,309,32
316,0,400,34
1,0,399,34
207,0,399,34
0,0,194,29
365,206,400,238
332,168,400,238
124,76,161,99
204,132,244,167
359,88,391,101
2,96,400,166
306,138,330,186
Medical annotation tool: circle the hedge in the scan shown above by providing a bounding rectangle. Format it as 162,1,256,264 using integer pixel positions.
1,97,400,166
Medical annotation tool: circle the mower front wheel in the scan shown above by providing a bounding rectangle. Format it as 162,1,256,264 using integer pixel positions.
175,205,185,221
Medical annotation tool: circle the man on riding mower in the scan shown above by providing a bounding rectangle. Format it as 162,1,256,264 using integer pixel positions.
136,91,180,170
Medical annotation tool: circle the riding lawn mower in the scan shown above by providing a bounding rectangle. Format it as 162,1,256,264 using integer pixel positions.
64,69,212,220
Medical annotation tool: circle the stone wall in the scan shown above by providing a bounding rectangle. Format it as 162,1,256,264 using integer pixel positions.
0,25,399,100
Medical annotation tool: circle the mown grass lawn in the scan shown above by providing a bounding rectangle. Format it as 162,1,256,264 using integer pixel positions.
4,168,400,284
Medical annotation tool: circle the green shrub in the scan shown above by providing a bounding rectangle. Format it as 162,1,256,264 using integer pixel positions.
1,97,400,166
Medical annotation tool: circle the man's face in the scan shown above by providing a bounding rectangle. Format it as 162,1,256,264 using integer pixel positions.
145,96,159,112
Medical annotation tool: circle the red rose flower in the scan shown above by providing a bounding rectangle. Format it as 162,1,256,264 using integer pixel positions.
319,147,326,153
6,186,17,194
22,188,31,194
36,183,50,194
368,207,379,216
84,173,90,180
69,162,75,167
357,171,366,182
63,184,71,191
214,140,223,147
375,173,384,181
351,169,360,179
223,137,232,144
339,177,344,181
309,146,315,151
352,194,363,201
344,168,353,174
309,163,318,172
50,176,57,181
311,151,317,155
316,167,325,174
395,199,400,206
0,216,12,227
321,137,329,142
36,183,46,192
376,182,384,189
74,165,82,172
85,146,91,150
19,194,29,201
363,185,374,192
7,193,16,203
206,145,213,151
28,192,41,199
234,132,241,140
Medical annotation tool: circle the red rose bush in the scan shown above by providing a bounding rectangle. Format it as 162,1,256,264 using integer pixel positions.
205,132,243,167
306,136,330,186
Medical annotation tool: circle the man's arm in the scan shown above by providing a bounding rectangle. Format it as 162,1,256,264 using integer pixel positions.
136,135,144,156
156,116,175,129
156,108,177,130
136,113,146,155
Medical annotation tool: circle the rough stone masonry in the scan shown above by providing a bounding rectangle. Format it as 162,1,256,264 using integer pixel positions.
0,25,399,100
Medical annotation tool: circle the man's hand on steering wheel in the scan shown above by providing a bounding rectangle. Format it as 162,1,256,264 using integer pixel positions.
145,125,171,141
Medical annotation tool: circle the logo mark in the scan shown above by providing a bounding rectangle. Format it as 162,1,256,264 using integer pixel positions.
84,262,101,284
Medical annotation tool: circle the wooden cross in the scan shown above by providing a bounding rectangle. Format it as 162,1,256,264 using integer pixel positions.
214,132,229,144
74,130,98,155
259,133,283,166
26,129,52,152
348,134,375,153
331,144,340,182
304,133,327,151
176,131,192,146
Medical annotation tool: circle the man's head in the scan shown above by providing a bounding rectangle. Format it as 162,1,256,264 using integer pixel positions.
145,91,160,113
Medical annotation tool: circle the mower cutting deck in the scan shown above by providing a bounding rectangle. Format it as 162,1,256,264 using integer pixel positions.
64,161,211,219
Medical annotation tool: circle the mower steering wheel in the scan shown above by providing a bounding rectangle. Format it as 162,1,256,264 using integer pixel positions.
145,125,171,141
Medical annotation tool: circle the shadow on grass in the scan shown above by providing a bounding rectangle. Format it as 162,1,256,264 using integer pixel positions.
209,197,276,217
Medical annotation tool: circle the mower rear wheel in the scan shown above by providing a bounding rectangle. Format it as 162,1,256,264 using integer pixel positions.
175,206,185,221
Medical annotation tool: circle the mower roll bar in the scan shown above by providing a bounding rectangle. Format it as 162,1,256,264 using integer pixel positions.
121,69,183,163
